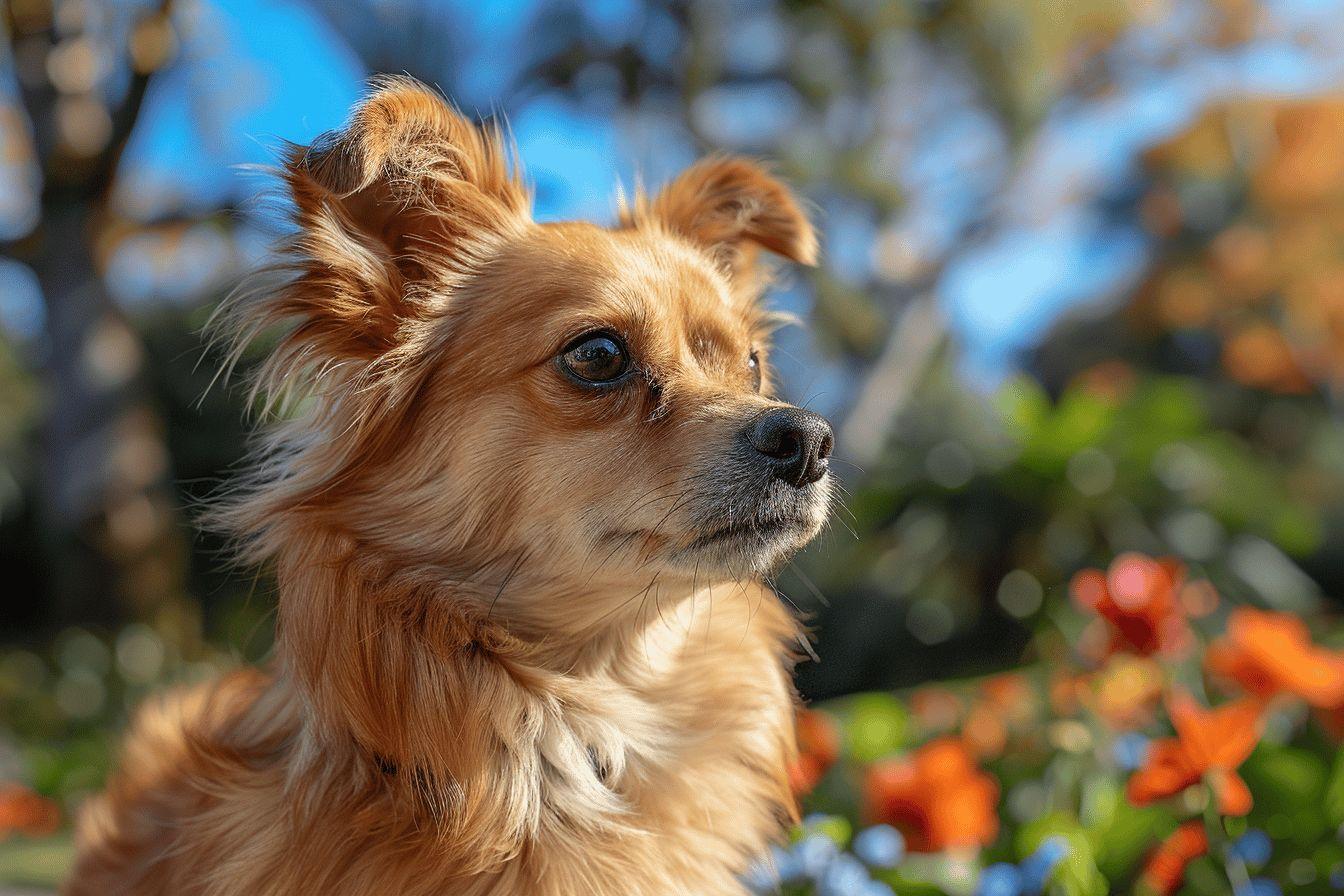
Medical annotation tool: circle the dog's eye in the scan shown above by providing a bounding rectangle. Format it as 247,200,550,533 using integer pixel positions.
749,350,762,392
560,332,630,385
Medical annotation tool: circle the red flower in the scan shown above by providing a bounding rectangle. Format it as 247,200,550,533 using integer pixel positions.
1071,554,1192,657
1127,692,1262,816
1139,821,1209,895
864,738,999,852
788,708,840,795
0,784,60,840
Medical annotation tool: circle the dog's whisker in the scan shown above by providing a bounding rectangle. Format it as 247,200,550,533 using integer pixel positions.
786,560,831,608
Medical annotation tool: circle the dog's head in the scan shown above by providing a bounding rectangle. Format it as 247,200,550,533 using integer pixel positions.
222,78,832,633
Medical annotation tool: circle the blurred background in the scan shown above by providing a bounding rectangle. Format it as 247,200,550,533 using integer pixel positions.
4,0,1344,892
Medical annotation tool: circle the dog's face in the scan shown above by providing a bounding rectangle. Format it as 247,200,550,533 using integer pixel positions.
420,222,833,586
249,80,832,629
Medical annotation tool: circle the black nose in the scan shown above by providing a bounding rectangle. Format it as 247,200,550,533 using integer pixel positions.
747,407,834,488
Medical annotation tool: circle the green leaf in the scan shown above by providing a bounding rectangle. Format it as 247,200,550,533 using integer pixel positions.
1088,800,1172,881
1242,744,1329,844
1016,813,1108,896
798,813,853,848
841,693,910,763
0,834,74,887
1322,748,1344,828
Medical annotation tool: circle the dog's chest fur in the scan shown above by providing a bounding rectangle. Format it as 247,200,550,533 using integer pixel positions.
503,589,801,894
67,583,801,896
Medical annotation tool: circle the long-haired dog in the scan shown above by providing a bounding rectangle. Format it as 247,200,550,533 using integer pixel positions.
66,77,833,895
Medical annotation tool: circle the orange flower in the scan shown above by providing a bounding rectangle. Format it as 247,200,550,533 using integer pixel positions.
962,702,1008,759
864,738,999,852
962,674,1041,759
1071,554,1191,658
1049,670,1090,717
1222,322,1312,394
980,673,1037,726
1088,655,1166,730
1139,821,1209,896
788,708,840,795
1072,360,1137,404
910,686,964,734
0,784,60,840
1206,608,1344,708
1127,692,1262,816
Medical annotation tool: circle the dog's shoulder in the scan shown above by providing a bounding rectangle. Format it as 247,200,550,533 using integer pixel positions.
65,667,289,895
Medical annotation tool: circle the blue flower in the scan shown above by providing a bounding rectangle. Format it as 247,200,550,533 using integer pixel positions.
1234,879,1283,896
742,845,800,894
852,825,906,869
817,854,871,896
976,862,1024,896
1020,835,1070,893
1228,829,1272,868
1330,861,1344,890
741,859,777,895
793,833,841,880
1112,732,1151,771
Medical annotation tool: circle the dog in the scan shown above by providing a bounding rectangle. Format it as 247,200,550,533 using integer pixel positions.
65,77,833,896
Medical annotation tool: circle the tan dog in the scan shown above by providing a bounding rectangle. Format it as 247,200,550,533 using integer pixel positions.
66,77,833,896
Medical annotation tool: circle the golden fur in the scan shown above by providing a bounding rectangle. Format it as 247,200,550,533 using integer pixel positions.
66,77,830,895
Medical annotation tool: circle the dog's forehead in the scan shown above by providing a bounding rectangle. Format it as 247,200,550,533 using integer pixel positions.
509,223,748,339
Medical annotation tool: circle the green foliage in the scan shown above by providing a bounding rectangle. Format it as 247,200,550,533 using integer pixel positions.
837,693,910,763
0,835,74,889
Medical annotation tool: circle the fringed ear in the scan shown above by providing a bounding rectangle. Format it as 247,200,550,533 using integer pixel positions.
257,77,532,373
205,80,532,551
627,157,817,291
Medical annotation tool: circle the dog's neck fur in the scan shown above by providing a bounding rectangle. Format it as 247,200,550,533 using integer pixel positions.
68,516,799,894
270,524,794,879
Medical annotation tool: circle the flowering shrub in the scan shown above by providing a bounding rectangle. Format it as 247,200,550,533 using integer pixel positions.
756,555,1344,895
2,557,1343,896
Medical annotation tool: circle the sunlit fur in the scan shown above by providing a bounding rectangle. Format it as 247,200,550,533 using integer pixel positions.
65,77,831,896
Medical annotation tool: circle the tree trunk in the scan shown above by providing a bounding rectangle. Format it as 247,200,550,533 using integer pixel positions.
5,0,198,646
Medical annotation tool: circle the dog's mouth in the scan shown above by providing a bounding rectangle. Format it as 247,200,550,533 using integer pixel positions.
683,516,813,553
664,503,825,576
596,471,832,577
599,515,813,554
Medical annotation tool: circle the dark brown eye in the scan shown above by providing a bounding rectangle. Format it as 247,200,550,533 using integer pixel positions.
748,350,762,392
560,332,630,385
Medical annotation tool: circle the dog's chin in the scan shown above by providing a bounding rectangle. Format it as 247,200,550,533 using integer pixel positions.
667,515,822,579
653,474,835,579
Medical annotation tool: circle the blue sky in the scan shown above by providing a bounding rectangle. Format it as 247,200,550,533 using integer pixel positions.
113,0,659,225
6,0,1344,388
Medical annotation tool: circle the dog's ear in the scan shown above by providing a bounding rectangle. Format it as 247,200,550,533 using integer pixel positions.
632,157,816,287
275,77,531,362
